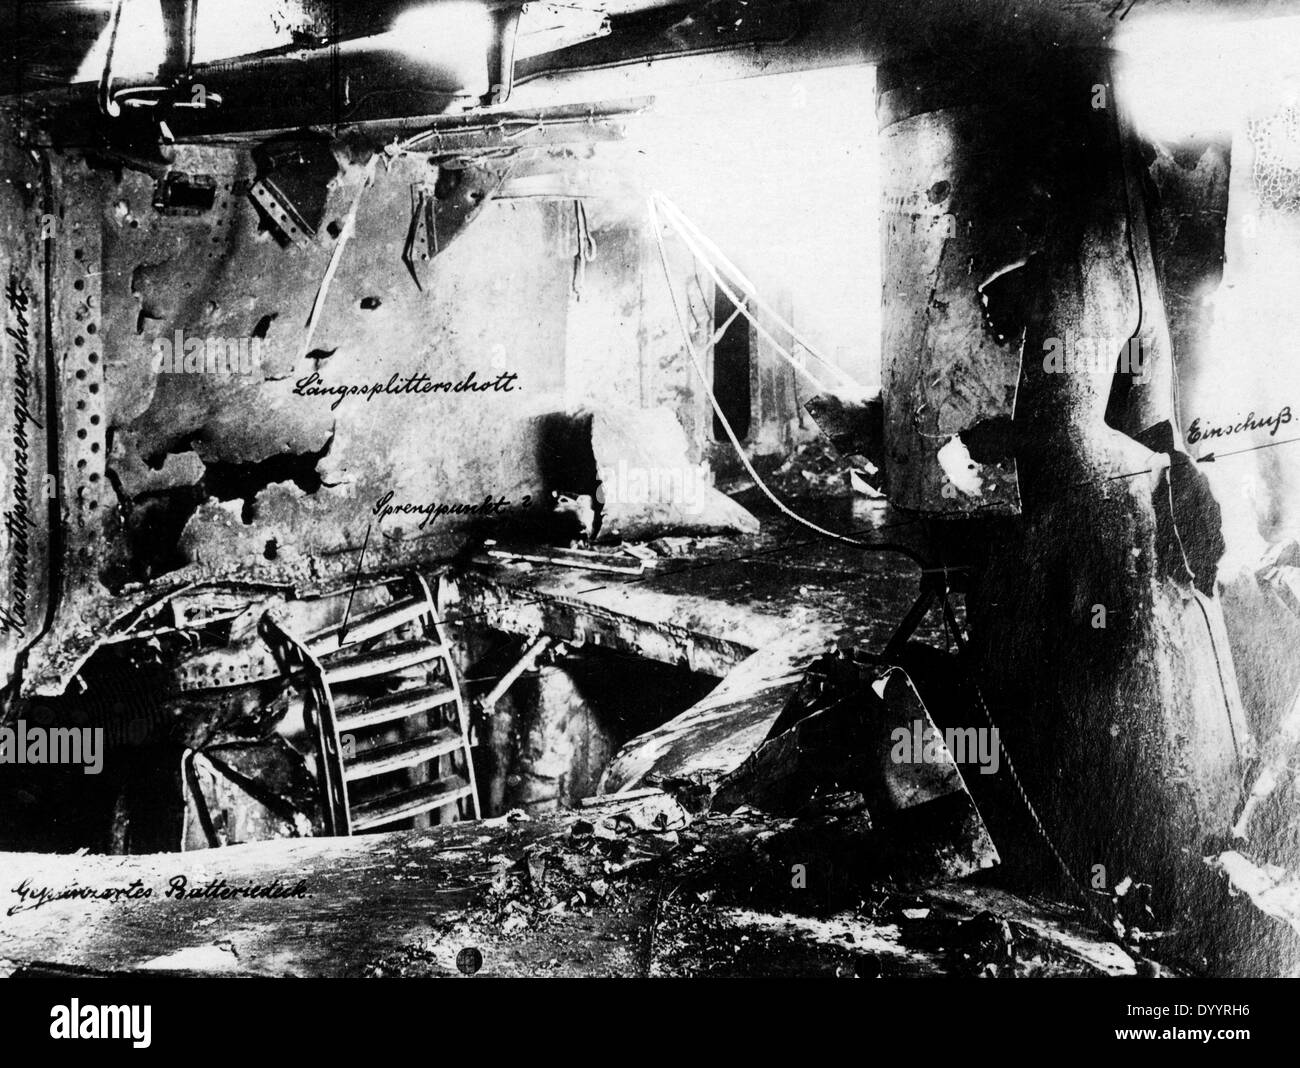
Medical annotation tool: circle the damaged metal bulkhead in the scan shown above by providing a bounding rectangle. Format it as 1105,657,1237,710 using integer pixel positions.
878,58,1036,515
711,654,1000,889
1,85,806,870
876,50,1247,918
4,97,647,698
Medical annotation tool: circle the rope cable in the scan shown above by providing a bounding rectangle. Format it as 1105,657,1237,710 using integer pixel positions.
653,192,868,394
651,192,863,398
649,196,924,566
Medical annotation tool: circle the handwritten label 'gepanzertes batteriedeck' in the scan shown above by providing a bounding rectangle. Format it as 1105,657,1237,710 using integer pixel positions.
292,369,519,411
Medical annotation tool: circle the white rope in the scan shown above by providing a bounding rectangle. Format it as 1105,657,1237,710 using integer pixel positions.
648,197,881,553
653,198,839,397
652,191,870,400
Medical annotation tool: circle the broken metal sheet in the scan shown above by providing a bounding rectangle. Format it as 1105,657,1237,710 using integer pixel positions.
250,138,341,248
459,509,915,686
21,580,197,697
170,643,283,693
52,126,714,611
90,141,576,590
711,663,999,885
27,565,413,699
433,160,515,255
164,588,264,632
804,393,884,470
181,744,320,850
403,160,514,285
455,569,760,678
165,580,402,691
108,434,206,497
21,577,304,697
600,631,814,792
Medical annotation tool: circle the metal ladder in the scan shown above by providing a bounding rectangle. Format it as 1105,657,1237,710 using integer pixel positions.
262,574,480,835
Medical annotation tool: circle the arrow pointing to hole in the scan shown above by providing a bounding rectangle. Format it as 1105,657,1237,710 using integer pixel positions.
1198,435,1300,464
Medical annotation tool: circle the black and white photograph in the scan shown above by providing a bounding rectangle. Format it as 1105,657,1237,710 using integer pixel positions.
0,0,1295,1037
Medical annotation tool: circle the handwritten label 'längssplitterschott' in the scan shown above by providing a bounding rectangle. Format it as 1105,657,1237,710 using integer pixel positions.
293,369,519,411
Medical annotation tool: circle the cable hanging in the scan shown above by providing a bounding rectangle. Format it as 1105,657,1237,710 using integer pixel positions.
651,190,871,400
648,195,923,566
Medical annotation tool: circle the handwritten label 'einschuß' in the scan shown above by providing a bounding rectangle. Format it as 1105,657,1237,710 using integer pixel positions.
1186,404,1292,447
293,369,519,411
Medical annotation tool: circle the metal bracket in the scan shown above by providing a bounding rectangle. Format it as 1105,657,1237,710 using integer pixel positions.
401,161,514,288
401,183,439,290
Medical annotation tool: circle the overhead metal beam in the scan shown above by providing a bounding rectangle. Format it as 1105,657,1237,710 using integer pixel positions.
13,0,1300,131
